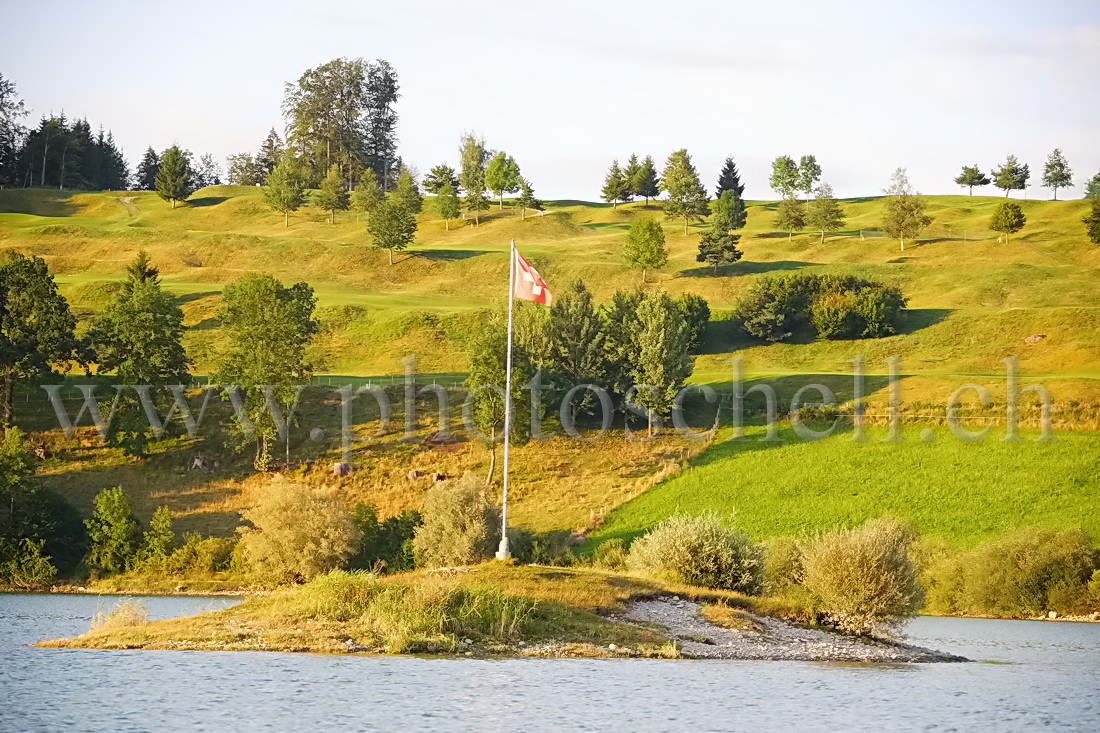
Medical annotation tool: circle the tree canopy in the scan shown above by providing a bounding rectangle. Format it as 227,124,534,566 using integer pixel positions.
881,168,931,250
624,217,668,282
1041,149,1072,200
660,149,709,234
154,145,193,208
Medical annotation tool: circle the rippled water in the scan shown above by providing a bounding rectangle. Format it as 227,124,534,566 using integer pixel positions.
2,593,1098,732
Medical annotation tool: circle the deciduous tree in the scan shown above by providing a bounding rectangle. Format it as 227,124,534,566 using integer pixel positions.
624,217,667,283
485,152,521,209
881,168,931,250
1041,148,1073,200
436,181,461,230
775,195,805,241
807,183,846,243
262,156,308,227
369,197,417,264
423,163,459,195
1083,199,1100,244
990,200,1026,242
391,169,422,214
349,168,383,220
314,164,350,222
515,178,542,220
769,155,799,198
798,155,822,200
459,133,489,225
992,155,1029,197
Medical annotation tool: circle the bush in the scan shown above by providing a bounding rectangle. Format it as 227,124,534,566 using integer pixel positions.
164,533,236,576
348,505,422,573
239,479,361,583
0,537,57,590
412,473,501,569
763,536,804,594
627,514,763,593
676,293,711,352
801,517,923,636
810,291,861,339
84,487,142,574
89,599,148,631
591,538,629,570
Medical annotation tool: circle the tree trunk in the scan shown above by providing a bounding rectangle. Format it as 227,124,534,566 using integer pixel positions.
900,236,905,251
171,199,176,209
684,218,689,235
820,230,824,244
389,248,393,265
285,211,289,227
499,194,504,209
3,364,13,435
642,268,647,284
487,432,497,483
647,410,653,438
521,207,525,221
969,186,972,195
1054,189,1058,201
788,231,792,242
445,218,449,231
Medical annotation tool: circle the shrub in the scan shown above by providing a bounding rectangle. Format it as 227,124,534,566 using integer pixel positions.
239,479,361,583
89,599,148,631
801,517,923,636
627,514,763,593
164,533,236,576
810,291,861,339
348,505,422,573
0,537,57,590
676,293,711,352
763,536,804,594
591,538,629,570
413,474,501,568
84,487,142,574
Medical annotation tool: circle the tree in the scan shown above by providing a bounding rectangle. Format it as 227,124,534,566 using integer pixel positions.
0,74,28,188
696,230,743,273
660,149,709,234
992,155,1030,197
676,293,711,352
548,280,608,420
1085,172,1100,200
1083,199,1100,244
214,274,317,470
954,164,990,195
139,506,175,561
1041,149,1073,200
629,292,693,436
634,155,660,207
716,157,745,198
769,155,799,198
369,197,417,264
807,183,846,243
349,168,383,221
712,189,747,231
262,156,308,227
314,164,350,223
193,153,222,188
391,169,422,214
412,474,500,567
423,164,459,195
255,128,284,178
485,152,521,209
154,145,192,208
515,178,542,220
990,200,1026,242
775,196,805,240
798,155,822,200
133,147,160,191
459,133,489,225
226,153,261,186
881,168,931,251
84,487,141,574
0,252,80,433
601,159,630,208
624,217,668,283
435,181,461,230
622,154,642,200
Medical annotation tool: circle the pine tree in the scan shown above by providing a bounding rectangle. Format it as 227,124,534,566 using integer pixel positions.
262,156,308,227
515,178,542,220
154,145,193,208
806,183,846,243
255,128,284,177
601,160,629,208
314,164,350,222
712,189,747,231
635,155,660,207
696,230,743,273
715,157,745,198
436,181,461,230
769,155,799,198
1041,149,1073,200
459,133,489,225
1083,199,1100,244
775,196,805,241
660,149,709,234
881,168,931,251
954,164,990,195
992,155,1030,197
391,169,423,214
624,217,668,283
798,155,822,200
990,200,1026,242
423,164,459,194
369,197,417,264
485,152,521,209
350,168,383,221
622,154,642,200
134,147,160,191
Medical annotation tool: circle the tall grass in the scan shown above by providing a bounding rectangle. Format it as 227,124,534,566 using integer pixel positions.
89,599,149,631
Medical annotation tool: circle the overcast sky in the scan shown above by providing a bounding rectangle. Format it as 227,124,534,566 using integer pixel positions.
3,0,1098,200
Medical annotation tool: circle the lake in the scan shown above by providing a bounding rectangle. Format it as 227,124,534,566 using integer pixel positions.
2,593,1097,732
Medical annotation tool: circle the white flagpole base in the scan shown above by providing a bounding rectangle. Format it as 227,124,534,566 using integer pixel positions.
495,537,511,560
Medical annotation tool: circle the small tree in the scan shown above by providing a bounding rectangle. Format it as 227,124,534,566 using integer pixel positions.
769,155,799,198
369,197,417,264
262,156,308,227
84,487,142,574
436,181,462,230
1041,148,1073,200
660,149,709,234
459,133,489,225
696,230,742,273
775,195,805,240
422,163,459,194
314,164,349,223
226,153,261,186
992,154,1030,197
1085,172,1100,200
154,145,193,208
134,147,160,190
797,155,822,200
712,189,747,232
990,200,1026,242
515,178,542,220
881,168,931,251
627,514,762,593
954,164,990,195
411,473,501,568
601,159,629,208
624,217,668,283
139,506,175,562
715,157,745,198
1083,199,1100,244
629,291,693,435
391,169,423,214
485,152,521,209
350,168,383,221
634,155,660,207
807,183,846,243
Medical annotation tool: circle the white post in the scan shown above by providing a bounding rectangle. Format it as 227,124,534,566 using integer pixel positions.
496,240,517,560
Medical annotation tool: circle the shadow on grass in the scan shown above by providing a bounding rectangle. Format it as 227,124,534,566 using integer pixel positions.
415,249,486,261
187,197,229,207
897,308,953,334
176,291,221,304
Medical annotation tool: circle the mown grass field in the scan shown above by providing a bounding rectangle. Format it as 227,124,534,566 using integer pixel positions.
2,185,1097,546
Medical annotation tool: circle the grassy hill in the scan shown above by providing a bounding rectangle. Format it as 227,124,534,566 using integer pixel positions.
2,186,1098,546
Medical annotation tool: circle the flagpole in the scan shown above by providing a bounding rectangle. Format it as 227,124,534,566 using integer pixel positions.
496,240,516,560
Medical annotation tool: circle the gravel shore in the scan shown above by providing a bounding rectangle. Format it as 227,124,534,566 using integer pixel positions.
624,597,969,663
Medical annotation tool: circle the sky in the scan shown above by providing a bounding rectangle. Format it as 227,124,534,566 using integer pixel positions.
3,0,1099,200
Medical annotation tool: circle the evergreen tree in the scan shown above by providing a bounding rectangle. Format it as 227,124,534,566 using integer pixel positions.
1083,199,1100,244
769,155,799,198
1085,172,1100,200
459,133,489,225
676,293,711,352
716,157,745,198
0,74,27,188
485,152,521,209
349,168,383,221
635,155,660,207
881,168,931,251
798,155,822,200
515,178,542,220
436,181,461,230
624,217,668,283
629,292,693,437
255,128,284,177
1041,148,1073,200
548,280,608,420
712,189,747,231
992,155,1030,197
262,156,308,227
314,164,350,222
423,163,459,194
775,196,805,241
601,160,629,208
84,487,141,574
806,183,846,243
660,149,709,234
696,229,743,273
990,200,1026,242
391,169,422,214
954,164,990,195
622,154,642,200
134,147,160,191
154,145,193,208
370,197,417,264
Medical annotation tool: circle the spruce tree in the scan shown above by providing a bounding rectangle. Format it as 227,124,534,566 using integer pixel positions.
716,157,745,198
1041,149,1073,200
696,229,743,273
255,128,284,177
622,154,642,200
436,181,461,230
154,145,193,208
635,155,660,207
262,156,308,227
806,183,846,243
515,178,542,220
369,197,417,264
713,189,747,231
624,217,668,283
315,164,349,222
660,149,709,234
990,200,1026,242
350,168,383,221
775,196,805,241
602,160,629,208
134,147,160,190
954,164,990,195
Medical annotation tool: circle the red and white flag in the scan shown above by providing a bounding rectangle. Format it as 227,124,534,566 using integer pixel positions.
512,243,552,306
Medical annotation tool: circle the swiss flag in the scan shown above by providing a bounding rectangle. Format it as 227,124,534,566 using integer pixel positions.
512,243,552,305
